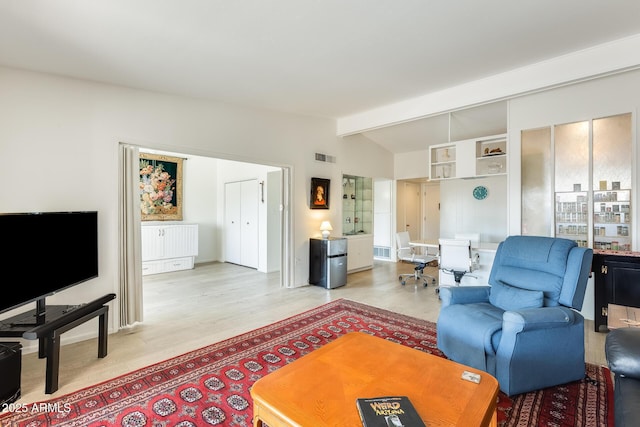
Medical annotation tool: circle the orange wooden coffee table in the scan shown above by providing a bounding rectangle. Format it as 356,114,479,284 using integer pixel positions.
250,331,499,427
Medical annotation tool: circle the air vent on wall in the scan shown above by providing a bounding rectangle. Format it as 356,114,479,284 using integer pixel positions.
315,152,336,163
373,246,391,259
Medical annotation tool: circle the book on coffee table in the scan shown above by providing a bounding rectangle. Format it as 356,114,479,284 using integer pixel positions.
356,395,426,427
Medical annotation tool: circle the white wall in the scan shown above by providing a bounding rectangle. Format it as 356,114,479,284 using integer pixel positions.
0,66,393,350
373,179,393,251
185,155,218,263
340,133,395,180
394,150,429,180
439,175,508,243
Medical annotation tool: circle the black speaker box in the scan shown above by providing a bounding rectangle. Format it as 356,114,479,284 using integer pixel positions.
0,342,22,405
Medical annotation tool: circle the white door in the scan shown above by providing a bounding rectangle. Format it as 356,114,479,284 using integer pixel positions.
240,180,259,268
422,182,440,242
402,182,421,241
225,182,242,265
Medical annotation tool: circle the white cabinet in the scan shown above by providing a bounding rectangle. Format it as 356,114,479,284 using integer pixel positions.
141,224,198,275
345,234,373,273
429,134,507,180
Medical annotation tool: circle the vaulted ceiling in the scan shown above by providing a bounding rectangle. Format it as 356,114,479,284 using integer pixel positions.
2,1,640,153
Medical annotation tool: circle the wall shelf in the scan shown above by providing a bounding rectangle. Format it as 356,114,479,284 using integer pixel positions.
429,133,507,181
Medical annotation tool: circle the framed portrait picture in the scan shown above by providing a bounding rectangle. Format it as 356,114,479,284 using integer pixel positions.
139,152,184,221
310,177,330,209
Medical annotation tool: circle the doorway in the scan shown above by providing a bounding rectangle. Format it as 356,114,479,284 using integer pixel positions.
397,179,440,242
120,143,293,326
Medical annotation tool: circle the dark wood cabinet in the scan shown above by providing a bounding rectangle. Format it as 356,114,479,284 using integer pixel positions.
593,251,640,332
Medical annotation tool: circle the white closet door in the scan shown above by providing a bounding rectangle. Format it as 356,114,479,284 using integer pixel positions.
225,182,242,265
225,180,258,268
240,180,259,268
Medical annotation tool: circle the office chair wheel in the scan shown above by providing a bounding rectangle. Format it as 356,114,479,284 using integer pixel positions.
399,276,406,285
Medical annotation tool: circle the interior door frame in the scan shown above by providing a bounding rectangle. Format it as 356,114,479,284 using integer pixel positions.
121,143,293,289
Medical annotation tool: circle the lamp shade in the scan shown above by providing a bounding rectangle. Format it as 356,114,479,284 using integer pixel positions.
320,221,333,239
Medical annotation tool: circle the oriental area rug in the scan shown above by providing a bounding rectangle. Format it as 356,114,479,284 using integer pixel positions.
0,299,613,427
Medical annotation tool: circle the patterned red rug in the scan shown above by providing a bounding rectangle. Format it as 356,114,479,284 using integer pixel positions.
0,299,613,426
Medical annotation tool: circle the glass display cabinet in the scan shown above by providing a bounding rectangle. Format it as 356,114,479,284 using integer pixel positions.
342,174,373,235
593,188,631,251
555,191,588,248
523,112,632,251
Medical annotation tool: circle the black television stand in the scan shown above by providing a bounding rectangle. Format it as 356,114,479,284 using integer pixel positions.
0,293,116,394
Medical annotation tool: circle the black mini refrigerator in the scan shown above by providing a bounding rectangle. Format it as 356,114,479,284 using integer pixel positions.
309,237,348,289
0,342,22,405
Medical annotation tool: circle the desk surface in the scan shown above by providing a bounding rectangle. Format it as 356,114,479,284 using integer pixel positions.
250,332,498,427
409,239,499,251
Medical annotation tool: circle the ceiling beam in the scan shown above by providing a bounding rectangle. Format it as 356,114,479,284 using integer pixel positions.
336,34,640,137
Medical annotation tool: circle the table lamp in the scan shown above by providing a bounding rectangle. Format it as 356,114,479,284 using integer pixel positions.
320,221,333,239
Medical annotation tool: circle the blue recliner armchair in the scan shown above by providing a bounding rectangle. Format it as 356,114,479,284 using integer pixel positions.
436,235,593,396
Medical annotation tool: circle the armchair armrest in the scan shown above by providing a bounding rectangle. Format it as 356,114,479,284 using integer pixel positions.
502,306,580,334
439,286,490,307
606,328,640,379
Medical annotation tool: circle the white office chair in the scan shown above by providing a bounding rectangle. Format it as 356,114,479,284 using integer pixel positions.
454,233,480,249
395,231,437,287
438,238,480,288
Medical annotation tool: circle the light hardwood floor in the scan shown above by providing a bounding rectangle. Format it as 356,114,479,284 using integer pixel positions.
13,260,608,405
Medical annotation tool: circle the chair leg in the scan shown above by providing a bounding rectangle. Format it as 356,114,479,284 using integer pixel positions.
423,275,437,287
398,262,435,287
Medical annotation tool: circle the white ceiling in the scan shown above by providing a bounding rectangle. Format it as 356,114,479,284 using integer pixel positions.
2,0,640,153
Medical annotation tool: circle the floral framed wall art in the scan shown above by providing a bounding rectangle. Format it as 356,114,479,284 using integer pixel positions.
139,153,183,221
310,177,330,209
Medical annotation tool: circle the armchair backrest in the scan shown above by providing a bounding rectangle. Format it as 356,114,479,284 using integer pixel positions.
488,236,593,310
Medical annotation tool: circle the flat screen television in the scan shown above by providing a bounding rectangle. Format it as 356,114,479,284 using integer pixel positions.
0,211,98,315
